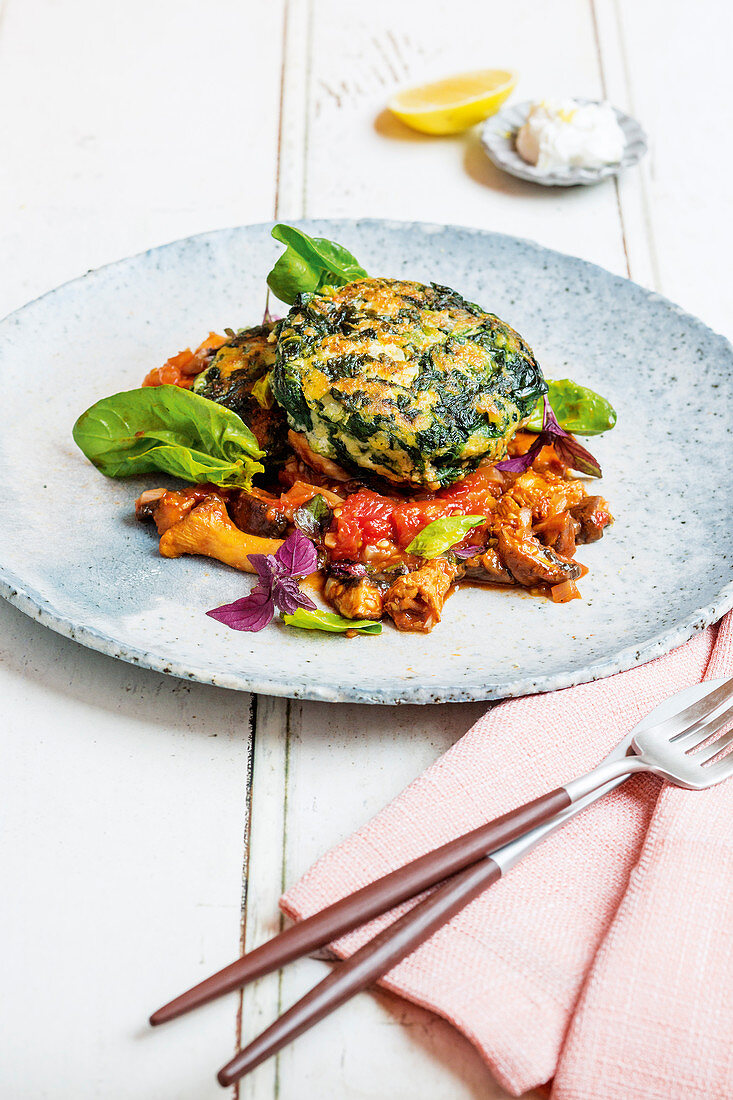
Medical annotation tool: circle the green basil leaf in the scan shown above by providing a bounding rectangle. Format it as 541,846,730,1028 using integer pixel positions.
266,224,368,304
250,371,274,409
406,515,486,558
527,379,617,435
72,385,264,487
281,608,382,634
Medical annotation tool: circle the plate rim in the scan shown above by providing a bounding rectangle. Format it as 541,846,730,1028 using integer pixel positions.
2,563,731,704
1,217,731,704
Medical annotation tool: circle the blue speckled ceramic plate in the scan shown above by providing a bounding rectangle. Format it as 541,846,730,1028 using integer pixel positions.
0,220,731,703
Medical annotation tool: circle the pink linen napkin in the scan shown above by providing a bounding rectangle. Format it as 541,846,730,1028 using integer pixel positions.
281,613,733,1099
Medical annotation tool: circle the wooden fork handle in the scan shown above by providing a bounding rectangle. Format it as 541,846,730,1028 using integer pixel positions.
218,856,503,1085
150,786,569,1026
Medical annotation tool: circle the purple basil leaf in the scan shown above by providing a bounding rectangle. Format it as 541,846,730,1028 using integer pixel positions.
275,529,319,577
452,543,484,560
247,552,279,587
206,584,275,632
552,434,602,478
542,400,562,435
495,434,545,473
207,529,319,634
497,396,602,477
542,399,602,476
328,561,368,579
273,576,317,615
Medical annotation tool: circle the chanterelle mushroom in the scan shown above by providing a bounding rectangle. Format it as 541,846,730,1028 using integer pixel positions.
136,486,212,535
158,496,284,574
324,575,384,621
384,558,458,633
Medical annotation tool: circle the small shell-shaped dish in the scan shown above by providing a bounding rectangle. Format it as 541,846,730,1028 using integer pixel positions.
481,98,647,187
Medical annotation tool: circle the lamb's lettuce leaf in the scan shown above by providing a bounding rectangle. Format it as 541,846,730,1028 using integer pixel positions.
281,609,382,634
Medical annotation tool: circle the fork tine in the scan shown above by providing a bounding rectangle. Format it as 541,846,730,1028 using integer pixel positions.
673,700,733,749
657,678,733,743
706,751,733,783
697,724,733,766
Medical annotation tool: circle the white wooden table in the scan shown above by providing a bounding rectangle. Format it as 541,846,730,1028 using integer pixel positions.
1,2,730,1096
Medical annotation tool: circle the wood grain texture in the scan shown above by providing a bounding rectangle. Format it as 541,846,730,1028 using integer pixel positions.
0,601,254,1099
0,0,729,1097
0,1,285,1097
0,0,285,315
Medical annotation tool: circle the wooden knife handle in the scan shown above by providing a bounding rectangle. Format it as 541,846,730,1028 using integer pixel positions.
218,855,504,1084
151,786,570,1026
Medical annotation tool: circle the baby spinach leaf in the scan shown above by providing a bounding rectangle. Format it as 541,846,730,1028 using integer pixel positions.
281,608,382,634
267,224,368,304
527,379,616,436
406,515,486,558
72,385,264,487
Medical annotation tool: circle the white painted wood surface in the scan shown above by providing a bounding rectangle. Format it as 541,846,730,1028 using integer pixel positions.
0,1,730,1097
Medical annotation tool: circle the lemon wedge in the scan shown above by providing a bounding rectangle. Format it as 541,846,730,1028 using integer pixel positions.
388,69,517,135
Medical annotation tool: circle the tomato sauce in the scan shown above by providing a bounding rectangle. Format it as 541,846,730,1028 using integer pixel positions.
329,477,501,561
142,332,226,389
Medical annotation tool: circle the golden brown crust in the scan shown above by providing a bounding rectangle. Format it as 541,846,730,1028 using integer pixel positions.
287,430,353,482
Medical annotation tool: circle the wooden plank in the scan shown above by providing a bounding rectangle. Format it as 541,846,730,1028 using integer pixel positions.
273,0,311,222
590,0,658,290
238,1,626,1097
601,0,733,335
273,701,525,1100
238,696,291,1100
0,600,253,1099
0,0,285,316
305,0,628,271
0,0,285,1096
238,5,309,1096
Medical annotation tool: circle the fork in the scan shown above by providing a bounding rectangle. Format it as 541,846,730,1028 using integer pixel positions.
213,676,733,1084
150,678,733,1085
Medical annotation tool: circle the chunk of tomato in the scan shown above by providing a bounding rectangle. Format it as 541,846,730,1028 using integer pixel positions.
329,469,502,560
390,502,452,548
437,468,504,511
330,490,398,559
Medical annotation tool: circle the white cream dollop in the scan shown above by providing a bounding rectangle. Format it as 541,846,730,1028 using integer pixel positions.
516,99,625,171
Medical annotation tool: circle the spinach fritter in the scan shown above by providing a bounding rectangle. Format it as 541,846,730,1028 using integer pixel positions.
193,323,288,460
271,279,547,488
